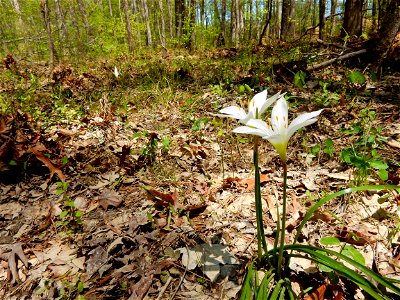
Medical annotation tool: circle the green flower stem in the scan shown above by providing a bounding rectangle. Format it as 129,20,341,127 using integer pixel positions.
254,136,267,261
277,161,287,279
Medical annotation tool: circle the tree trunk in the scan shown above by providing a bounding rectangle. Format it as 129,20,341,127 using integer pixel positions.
40,0,57,73
199,0,205,25
11,0,23,26
175,0,185,38
76,0,90,38
341,0,364,37
281,0,294,39
141,0,153,47
167,0,174,38
55,0,69,57
329,0,337,36
258,0,273,45
372,0,400,73
159,0,166,48
319,0,326,39
122,0,135,53
108,0,113,16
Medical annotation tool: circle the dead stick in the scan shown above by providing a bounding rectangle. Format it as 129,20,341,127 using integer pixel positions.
307,49,367,71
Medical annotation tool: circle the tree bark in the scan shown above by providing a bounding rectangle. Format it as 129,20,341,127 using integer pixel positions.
175,0,185,38
258,0,273,45
341,0,364,37
108,0,113,16
40,0,57,73
122,0,135,53
281,0,294,39
319,0,326,39
372,0,400,73
329,0,337,36
159,0,166,48
167,0,174,38
141,0,153,47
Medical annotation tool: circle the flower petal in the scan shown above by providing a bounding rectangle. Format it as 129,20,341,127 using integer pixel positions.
271,97,289,133
258,91,285,116
287,109,323,138
217,106,247,120
246,119,274,135
233,125,267,137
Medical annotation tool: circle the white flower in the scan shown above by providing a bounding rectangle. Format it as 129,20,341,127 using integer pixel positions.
215,90,283,124
233,97,323,161
113,66,120,78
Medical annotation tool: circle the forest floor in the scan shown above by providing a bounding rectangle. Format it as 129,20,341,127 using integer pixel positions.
0,46,400,299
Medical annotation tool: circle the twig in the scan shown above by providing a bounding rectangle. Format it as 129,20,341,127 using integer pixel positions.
156,276,172,300
306,49,368,71
170,246,188,300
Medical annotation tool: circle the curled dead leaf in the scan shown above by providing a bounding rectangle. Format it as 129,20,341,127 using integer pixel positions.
30,144,66,182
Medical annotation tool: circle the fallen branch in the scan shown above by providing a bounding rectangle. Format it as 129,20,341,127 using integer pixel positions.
306,49,368,71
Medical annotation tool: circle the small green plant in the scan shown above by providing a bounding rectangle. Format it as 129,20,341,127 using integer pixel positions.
340,108,388,184
161,136,171,153
55,182,83,233
313,81,341,107
294,70,306,88
191,117,210,131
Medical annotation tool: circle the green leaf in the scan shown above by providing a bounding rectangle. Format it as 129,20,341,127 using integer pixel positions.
378,169,388,181
294,70,306,88
348,70,366,84
77,281,85,293
59,211,68,219
294,185,400,246
369,160,388,170
240,263,254,300
342,245,365,266
244,84,253,93
311,144,320,156
320,236,341,246
239,85,246,94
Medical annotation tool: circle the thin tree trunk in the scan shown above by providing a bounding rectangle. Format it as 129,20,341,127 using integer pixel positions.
175,0,184,38
258,0,273,45
330,0,337,36
76,0,90,38
141,0,153,47
159,0,166,48
108,0,113,16
281,0,294,39
12,0,23,26
167,0,174,38
319,0,326,39
122,0,134,53
55,0,69,57
40,0,57,73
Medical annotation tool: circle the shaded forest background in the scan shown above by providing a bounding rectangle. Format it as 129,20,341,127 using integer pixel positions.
1,0,399,69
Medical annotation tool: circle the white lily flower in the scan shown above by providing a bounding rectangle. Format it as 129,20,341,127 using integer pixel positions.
215,90,283,124
113,66,120,78
233,97,323,161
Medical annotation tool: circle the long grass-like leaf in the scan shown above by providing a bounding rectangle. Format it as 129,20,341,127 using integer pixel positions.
294,185,399,244
256,272,275,300
240,263,254,300
285,244,400,298
268,279,284,300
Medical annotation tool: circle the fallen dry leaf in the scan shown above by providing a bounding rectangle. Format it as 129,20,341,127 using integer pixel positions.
30,144,66,182
99,189,122,210
223,174,269,191
303,283,327,300
7,243,29,284
144,187,183,209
